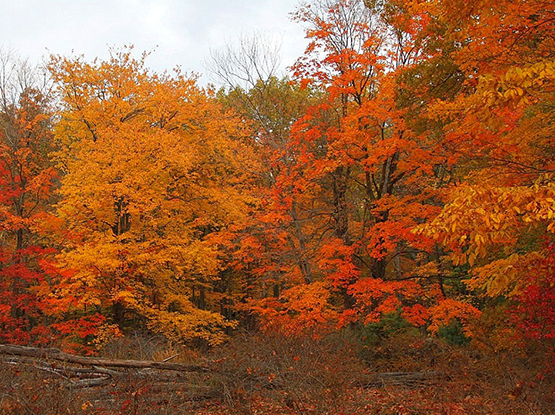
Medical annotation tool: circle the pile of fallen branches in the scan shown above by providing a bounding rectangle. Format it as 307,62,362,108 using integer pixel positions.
0,343,443,391
361,371,445,388
0,344,208,391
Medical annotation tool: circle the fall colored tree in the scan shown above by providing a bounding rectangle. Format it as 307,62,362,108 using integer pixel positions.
210,37,326,326
0,0,552,374
412,0,555,362
0,51,59,345
48,49,257,346
243,0,481,335
420,0,554,301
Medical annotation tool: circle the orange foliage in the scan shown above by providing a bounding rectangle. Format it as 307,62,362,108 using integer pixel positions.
48,49,255,345
3,0,553,353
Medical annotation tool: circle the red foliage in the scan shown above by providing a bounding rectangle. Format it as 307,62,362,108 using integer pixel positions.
512,241,555,341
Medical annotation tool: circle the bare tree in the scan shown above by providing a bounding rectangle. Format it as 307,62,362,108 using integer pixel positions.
207,35,320,285
207,32,282,90
0,48,53,113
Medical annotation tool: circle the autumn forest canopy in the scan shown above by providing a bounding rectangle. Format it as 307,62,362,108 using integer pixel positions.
1,0,555,409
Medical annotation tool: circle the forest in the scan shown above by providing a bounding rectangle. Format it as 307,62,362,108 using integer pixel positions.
0,0,554,413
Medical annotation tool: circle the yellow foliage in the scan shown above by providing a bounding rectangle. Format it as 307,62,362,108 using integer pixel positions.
49,49,256,344
419,180,555,298
467,252,544,298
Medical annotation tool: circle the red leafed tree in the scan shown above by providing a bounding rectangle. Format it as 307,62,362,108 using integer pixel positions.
0,52,60,345
511,241,555,342
246,0,478,333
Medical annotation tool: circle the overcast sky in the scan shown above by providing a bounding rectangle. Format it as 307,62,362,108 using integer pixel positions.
1,0,309,86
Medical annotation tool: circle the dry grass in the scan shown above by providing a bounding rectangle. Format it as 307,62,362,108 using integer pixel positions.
1,330,554,414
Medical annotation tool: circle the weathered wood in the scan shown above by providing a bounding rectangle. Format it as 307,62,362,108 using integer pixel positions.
0,344,206,372
361,371,444,388
0,343,443,393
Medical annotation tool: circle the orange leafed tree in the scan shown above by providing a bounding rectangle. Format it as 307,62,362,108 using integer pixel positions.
247,0,477,334
49,49,257,346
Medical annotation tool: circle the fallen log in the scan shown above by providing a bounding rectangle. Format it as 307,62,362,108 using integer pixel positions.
0,343,443,392
360,371,444,388
0,344,206,372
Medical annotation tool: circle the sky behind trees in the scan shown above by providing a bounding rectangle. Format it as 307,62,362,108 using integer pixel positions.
0,0,307,85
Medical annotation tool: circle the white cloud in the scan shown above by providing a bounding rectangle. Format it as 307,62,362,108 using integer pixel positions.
0,0,308,85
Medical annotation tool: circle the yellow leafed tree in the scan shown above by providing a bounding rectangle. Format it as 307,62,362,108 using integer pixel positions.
49,49,257,345
419,0,555,299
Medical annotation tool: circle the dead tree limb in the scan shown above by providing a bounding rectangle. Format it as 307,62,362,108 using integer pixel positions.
0,344,207,372
360,371,444,388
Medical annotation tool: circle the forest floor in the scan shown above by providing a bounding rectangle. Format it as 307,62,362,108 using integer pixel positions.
0,331,552,415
